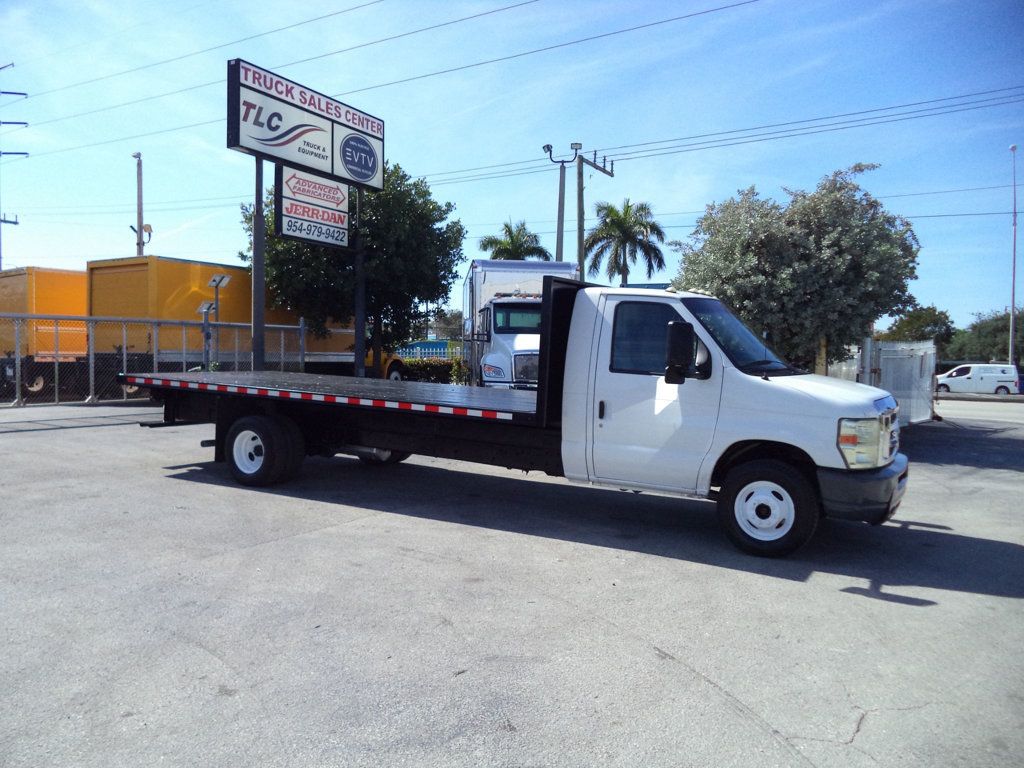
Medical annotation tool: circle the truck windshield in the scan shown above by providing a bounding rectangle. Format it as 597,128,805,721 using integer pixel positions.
493,303,542,334
681,296,803,376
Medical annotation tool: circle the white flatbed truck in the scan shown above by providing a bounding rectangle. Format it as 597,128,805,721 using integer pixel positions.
122,277,908,557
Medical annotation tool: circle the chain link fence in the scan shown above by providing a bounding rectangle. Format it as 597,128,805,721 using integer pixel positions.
1,313,306,407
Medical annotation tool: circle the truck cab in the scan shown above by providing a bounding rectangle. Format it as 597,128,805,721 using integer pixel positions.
463,259,579,388
475,293,543,388
557,285,907,555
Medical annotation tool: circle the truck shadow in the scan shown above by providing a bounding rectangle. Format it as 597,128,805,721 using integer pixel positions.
900,418,1024,472
166,451,1023,607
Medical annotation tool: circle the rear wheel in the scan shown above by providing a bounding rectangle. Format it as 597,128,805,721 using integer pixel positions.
386,363,404,381
936,384,950,393
718,459,819,557
271,414,306,481
226,415,289,486
995,386,1010,395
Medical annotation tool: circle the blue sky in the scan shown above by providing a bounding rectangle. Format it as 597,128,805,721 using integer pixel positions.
1,0,1021,329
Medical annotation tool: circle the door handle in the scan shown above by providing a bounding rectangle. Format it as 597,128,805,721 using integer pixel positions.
598,400,605,419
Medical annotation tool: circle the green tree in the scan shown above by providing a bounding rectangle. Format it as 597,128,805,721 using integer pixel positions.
672,165,919,368
479,220,551,260
431,308,464,339
878,305,955,358
585,198,666,286
240,163,466,367
946,309,1023,363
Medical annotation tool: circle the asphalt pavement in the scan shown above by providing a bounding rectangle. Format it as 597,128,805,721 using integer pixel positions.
0,400,1021,768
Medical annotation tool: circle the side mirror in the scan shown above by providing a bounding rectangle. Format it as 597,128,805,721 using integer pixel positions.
665,321,695,384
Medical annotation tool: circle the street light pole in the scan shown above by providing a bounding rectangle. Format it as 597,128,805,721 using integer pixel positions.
1011,144,1018,368
543,142,581,262
132,153,144,256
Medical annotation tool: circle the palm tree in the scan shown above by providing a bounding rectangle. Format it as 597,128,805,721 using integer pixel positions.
585,199,666,286
479,220,551,261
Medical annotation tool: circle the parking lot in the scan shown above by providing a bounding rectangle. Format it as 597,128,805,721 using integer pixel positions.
1,399,1022,768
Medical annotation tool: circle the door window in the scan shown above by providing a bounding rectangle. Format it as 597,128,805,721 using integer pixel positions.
610,302,680,375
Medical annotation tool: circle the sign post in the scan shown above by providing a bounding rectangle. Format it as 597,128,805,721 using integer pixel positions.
274,165,349,248
226,59,384,373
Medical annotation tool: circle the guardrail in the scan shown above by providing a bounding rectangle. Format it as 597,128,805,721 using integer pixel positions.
1,313,306,407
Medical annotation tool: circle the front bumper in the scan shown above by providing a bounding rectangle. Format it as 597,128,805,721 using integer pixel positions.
817,453,908,525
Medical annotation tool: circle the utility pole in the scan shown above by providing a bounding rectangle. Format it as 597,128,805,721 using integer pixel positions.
1011,144,1018,367
131,152,144,256
543,142,582,262
576,150,614,276
1,64,29,271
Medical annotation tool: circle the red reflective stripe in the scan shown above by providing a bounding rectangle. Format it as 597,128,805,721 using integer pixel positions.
129,377,515,420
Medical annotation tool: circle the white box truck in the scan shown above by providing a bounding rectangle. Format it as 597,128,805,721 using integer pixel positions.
462,259,579,388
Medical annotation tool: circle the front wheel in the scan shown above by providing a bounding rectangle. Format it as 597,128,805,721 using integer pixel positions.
718,460,820,557
936,384,950,393
386,363,404,382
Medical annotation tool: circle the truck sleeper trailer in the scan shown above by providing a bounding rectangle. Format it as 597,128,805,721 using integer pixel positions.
123,277,908,557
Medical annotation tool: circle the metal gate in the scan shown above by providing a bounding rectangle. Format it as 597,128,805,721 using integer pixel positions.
828,339,935,426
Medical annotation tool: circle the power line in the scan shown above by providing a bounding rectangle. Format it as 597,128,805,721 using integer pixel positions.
21,1,385,101
9,1,211,68
421,94,1024,185
593,86,1024,156
334,0,762,97
606,96,1024,163
9,1,540,130
415,86,1024,182
4,0,759,147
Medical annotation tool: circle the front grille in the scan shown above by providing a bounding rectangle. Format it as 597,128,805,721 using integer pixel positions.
514,353,539,383
882,408,899,459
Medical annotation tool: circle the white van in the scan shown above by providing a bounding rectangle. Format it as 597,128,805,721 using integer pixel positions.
936,363,1020,395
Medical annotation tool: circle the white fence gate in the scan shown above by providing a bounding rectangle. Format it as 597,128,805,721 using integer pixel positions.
828,339,935,426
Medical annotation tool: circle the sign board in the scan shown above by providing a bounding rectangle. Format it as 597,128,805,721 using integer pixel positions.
227,59,384,190
274,164,349,248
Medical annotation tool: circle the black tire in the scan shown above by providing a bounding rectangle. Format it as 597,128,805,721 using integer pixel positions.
386,363,404,382
718,459,820,557
271,414,306,481
358,449,411,466
995,386,1010,395
226,415,289,486
936,384,950,393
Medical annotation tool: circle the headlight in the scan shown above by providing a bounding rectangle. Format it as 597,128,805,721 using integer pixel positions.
837,418,885,469
482,364,505,378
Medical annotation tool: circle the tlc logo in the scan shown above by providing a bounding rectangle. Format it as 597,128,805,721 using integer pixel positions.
241,100,282,131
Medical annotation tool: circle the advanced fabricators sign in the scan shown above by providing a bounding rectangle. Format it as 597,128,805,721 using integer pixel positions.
227,59,384,190
274,165,349,248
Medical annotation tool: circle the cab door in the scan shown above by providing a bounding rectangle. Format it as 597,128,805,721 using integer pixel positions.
589,297,721,493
